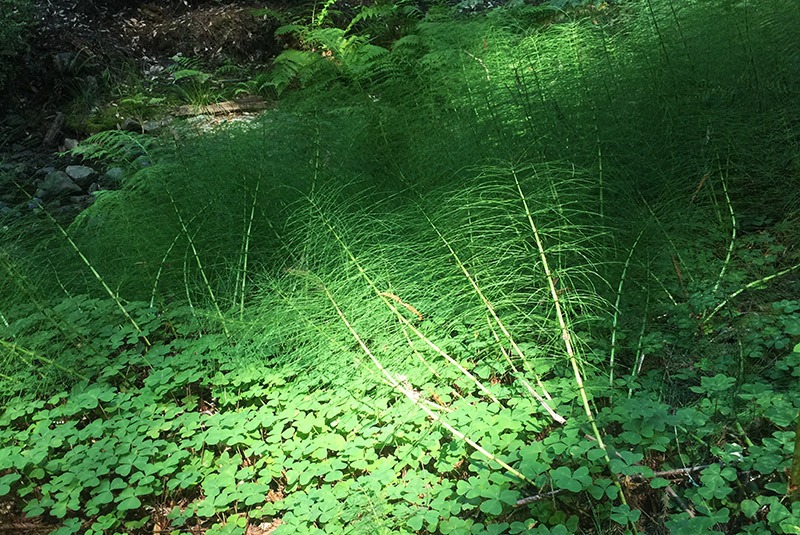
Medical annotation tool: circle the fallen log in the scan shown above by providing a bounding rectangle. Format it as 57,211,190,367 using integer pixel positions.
172,95,270,117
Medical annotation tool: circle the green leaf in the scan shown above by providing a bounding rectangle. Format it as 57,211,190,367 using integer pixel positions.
0,473,21,496
765,482,789,494
51,501,68,518
610,504,641,525
480,498,503,515
740,499,759,518
323,469,344,482
118,496,141,511
407,515,424,531
650,477,670,489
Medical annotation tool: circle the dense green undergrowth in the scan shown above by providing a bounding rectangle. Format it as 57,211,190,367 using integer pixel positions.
2,0,800,533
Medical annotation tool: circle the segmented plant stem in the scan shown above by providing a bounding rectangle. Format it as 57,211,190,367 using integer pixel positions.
712,163,736,295
610,228,645,386
511,167,630,510
166,187,229,336
239,179,260,319
324,285,532,484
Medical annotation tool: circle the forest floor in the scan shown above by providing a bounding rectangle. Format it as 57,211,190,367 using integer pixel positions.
1,1,799,534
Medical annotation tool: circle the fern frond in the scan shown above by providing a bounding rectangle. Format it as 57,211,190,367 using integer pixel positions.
69,130,156,166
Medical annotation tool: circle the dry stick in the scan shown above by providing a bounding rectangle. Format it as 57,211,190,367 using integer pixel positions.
379,291,424,321
515,489,563,506
16,188,150,347
511,168,630,510
665,485,695,518
165,187,229,337
323,285,532,484
644,464,713,480
516,463,716,508
313,209,502,405
418,208,563,424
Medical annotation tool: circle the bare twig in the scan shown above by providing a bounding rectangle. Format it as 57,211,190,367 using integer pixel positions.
515,489,563,506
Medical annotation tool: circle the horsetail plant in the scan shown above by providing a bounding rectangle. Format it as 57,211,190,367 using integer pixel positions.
416,202,565,424
165,186,229,337
149,202,212,308
322,280,534,484
309,198,502,405
238,178,260,320
15,183,152,348
712,161,736,296
609,227,646,386
510,165,632,514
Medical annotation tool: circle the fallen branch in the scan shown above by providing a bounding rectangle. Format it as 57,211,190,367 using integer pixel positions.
173,95,269,117
515,489,563,506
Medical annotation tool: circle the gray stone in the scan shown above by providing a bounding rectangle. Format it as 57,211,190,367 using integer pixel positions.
69,195,95,208
35,166,56,177
53,52,75,73
133,156,151,168
36,170,82,200
0,173,15,196
143,120,163,134
101,167,125,188
121,118,142,132
63,138,79,151
65,165,96,188
0,204,17,219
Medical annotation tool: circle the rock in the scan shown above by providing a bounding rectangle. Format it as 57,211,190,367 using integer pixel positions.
0,169,30,205
101,167,125,188
133,156,151,168
142,120,163,134
65,165,96,188
63,138,79,151
121,118,142,132
69,195,95,209
42,112,65,148
0,173,16,196
36,166,56,177
36,170,82,200
50,204,81,221
53,52,76,73
0,205,19,220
